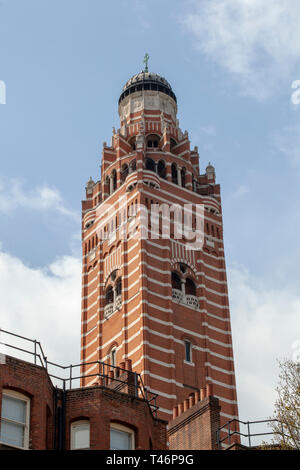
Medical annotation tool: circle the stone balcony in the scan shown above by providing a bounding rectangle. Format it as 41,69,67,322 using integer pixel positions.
104,295,122,319
172,289,199,310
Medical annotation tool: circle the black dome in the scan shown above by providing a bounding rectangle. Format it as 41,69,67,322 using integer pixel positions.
119,71,177,105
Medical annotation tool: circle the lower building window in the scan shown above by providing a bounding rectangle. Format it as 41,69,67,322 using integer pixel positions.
110,423,135,450
71,420,90,450
185,340,192,363
0,390,30,449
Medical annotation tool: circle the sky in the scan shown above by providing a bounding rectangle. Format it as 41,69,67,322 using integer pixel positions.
1,0,300,441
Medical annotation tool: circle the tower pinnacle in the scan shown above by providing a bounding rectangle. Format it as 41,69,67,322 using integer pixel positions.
143,52,149,72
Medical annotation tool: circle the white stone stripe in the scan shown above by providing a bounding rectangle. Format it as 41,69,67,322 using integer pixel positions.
202,323,231,335
204,362,235,375
220,412,239,420
206,377,236,389
132,355,175,369
140,371,181,393
173,325,232,348
215,395,238,405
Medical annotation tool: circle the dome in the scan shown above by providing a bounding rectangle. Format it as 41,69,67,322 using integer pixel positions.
206,162,215,172
119,71,177,105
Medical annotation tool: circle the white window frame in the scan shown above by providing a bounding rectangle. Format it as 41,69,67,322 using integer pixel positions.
110,422,135,450
70,420,90,450
0,389,30,449
184,340,193,364
110,347,117,368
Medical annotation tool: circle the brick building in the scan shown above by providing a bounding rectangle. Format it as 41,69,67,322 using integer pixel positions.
0,66,239,451
0,338,221,450
80,69,239,429
0,346,166,450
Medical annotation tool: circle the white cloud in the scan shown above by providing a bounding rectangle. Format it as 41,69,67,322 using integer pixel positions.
274,125,300,168
231,184,249,199
0,177,79,221
1,245,299,439
0,248,81,369
228,264,300,428
200,125,216,136
181,0,300,99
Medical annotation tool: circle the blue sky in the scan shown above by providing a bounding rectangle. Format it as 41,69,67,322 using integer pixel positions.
1,0,300,435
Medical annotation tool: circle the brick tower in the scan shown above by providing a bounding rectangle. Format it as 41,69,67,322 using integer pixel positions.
80,68,239,430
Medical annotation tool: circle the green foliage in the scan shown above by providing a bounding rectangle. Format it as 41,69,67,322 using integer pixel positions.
270,359,300,450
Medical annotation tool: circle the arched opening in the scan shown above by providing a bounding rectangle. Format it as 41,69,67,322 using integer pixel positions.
129,136,136,151
157,160,166,179
110,346,117,368
147,134,159,149
105,176,110,195
171,272,181,291
1,390,30,449
121,164,129,184
145,158,156,172
129,159,136,173
170,138,177,152
71,420,90,450
184,340,192,363
181,167,186,188
105,285,114,305
116,278,122,297
110,423,135,450
171,163,178,184
112,170,117,192
185,278,196,296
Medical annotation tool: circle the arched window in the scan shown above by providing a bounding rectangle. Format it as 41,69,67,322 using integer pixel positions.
110,346,117,368
121,164,129,184
129,136,136,151
185,278,196,296
171,163,178,184
105,285,114,305
147,134,159,149
0,390,30,449
181,167,186,188
105,176,110,194
157,160,166,179
110,423,135,450
71,420,90,450
116,278,122,297
112,170,117,192
170,138,177,151
145,158,156,172
129,159,136,173
184,340,192,363
171,272,181,291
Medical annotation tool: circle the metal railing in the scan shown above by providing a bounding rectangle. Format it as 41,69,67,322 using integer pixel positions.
0,328,159,418
216,418,290,449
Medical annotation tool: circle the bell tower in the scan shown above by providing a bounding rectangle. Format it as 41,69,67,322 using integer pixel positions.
80,67,239,429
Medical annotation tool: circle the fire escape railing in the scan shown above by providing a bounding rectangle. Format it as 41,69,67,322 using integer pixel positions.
0,328,158,418
216,417,292,449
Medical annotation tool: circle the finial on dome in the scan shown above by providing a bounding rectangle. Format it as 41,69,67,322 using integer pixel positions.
143,53,149,73
86,177,95,194
206,162,216,182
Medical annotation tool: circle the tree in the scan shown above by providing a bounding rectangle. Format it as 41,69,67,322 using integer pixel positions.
270,359,300,449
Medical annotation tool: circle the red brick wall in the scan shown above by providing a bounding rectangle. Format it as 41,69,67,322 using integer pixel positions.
0,356,166,450
65,386,166,450
0,356,54,450
168,395,221,450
